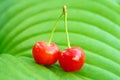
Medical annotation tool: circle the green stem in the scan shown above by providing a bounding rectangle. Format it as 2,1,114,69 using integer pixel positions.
48,13,63,45
63,5,71,48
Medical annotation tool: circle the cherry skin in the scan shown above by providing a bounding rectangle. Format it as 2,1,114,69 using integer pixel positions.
59,47,85,72
32,41,60,66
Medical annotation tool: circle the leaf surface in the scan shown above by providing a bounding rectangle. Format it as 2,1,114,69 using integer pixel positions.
0,0,120,80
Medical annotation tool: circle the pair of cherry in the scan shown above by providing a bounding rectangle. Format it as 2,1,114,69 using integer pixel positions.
32,6,85,72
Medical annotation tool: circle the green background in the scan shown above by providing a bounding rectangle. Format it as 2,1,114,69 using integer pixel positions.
0,0,120,80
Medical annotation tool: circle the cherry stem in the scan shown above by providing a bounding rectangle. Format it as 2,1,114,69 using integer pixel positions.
48,13,63,45
63,5,71,48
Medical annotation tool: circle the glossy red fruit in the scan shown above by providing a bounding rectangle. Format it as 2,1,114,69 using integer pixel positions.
59,47,85,72
32,41,60,66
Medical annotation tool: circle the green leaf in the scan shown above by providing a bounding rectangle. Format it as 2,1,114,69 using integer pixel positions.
0,0,120,80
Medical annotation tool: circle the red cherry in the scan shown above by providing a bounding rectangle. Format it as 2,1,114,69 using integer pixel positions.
32,41,60,66
59,47,85,72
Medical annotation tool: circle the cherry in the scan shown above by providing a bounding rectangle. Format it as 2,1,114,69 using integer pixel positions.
32,41,60,66
58,6,85,72
32,11,63,66
59,47,85,72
